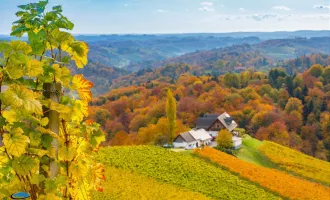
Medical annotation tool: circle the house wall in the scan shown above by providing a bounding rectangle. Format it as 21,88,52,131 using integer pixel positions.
207,120,225,131
232,136,242,149
208,131,218,137
173,142,188,148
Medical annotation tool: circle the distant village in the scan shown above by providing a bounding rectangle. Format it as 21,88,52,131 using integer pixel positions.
173,112,242,150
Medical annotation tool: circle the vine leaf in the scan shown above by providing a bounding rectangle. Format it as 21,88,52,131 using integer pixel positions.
2,110,17,124
27,148,48,157
12,155,36,176
2,84,42,114
72,74,94,102
27,59,43,77
30,174,46,185
72,100,89,122
88,129,105,149
53,64,71,87
66,41,89,68
58,146,76,161
3,128,30,157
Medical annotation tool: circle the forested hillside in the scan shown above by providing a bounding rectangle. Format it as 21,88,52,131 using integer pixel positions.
90,65,330,161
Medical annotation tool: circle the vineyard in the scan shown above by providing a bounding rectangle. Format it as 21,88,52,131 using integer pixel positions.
95,146,280,200
259,141,330,185
197,147,330,200
91,167,211,200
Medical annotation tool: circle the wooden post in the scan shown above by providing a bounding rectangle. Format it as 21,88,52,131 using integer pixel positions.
43,82,62,178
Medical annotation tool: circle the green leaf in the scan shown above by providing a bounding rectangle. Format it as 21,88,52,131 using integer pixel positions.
3,128,29,157
88,129,105,149
10,26,29,37
29,131,42,147
12,155,37,176
30,174,46,185
15,11,27,17
58,146,76,161
28,30,46,55
41,134,53,149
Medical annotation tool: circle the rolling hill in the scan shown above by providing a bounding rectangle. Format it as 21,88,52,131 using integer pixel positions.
92,139,330,200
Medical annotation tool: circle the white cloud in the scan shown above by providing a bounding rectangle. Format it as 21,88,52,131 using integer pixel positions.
239,8,245,11
201,2,213,6
249,14,277,21
156,9,168,13
199,6,214,12
273,6,291,11
313,5,330,9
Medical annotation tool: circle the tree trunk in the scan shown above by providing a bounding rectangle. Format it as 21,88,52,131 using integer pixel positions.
43,82,62,178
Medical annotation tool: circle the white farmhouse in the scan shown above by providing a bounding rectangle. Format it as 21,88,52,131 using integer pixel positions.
173,129,212,149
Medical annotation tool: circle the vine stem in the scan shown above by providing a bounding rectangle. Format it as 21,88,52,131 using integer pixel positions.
61,119,70,198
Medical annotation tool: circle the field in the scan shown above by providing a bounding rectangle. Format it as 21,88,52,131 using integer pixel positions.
197,147,330,200
95,146,280,200
236,135,276,168
91,167,211,200
259,141,330,186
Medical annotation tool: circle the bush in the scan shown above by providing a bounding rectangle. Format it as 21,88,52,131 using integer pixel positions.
216,129,233,148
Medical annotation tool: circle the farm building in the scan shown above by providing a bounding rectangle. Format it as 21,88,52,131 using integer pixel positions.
173,129,212,149
196,112,242,149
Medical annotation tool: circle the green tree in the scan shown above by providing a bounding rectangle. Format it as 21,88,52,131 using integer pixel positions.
0,1,105,199
166,89,176,142
216,129,233,149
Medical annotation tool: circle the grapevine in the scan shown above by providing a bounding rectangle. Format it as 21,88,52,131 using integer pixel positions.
0,1,105,199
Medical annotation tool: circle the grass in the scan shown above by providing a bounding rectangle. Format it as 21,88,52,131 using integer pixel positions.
236,135,277,168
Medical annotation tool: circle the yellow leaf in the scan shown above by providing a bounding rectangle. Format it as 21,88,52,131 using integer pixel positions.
72,74,94,102
38,193,62,200
53,64,71,87
3,110,17,124
67,41,89,68
27,59,43,77
2,84,42,114
72,100,89,123
10,40,31,54
3,128,30,157
58,146,76,161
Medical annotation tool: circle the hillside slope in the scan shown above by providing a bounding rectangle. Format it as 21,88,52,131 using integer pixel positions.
95,146,280,200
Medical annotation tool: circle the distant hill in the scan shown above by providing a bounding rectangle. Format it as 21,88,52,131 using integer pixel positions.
85,36,261,70
256,37,330,60
129,37,330,71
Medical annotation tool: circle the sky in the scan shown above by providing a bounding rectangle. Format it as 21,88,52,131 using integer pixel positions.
0,0,329,34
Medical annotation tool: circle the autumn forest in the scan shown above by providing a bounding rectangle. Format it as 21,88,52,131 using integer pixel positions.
90,60,330,161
